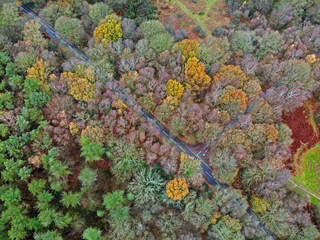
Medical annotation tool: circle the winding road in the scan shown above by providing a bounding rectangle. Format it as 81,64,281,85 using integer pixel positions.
20,5,280,239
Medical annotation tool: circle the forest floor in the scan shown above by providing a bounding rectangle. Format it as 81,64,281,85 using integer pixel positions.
153,0,230,39
283,98,320,207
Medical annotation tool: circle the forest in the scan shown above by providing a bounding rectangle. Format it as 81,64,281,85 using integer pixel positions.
0,0,320,239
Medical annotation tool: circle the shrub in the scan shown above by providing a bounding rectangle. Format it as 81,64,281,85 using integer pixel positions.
140,20,165,39
78,166,98,187
166,178,189,201
89,3,112,25
231,30,256,54
256,31,285,60
185,57,211,93
149,32,174,54
54,16,85,45
166,79,184,99
193,24,202,33
121,18,138,40
94,18,122,47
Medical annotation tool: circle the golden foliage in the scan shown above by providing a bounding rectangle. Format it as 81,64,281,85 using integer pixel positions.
26,59,52,85
163,96,180,110
220,89,248,112
166,79,184,99
306,54,316,64
184,57,211,93
81,125,107,143
265,124,279,142
210,212,222,224
213,65,247,86
69,122,79,136
178,39,199,59
251,196,270,213
166,178,189,201
94,16,122,48
28,155,42,168
62,65,96,102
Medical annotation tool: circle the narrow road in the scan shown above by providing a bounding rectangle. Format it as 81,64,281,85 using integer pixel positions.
20,5,278,239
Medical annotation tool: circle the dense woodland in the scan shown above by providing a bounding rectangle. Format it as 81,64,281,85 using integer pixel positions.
0,0,320,239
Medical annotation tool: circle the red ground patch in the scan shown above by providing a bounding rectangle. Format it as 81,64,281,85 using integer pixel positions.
282,105,318,171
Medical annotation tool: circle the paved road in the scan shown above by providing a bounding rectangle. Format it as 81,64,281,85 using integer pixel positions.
21,5,279,239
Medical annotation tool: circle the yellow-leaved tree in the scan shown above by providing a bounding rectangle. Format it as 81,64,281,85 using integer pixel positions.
166,178,189,201
26,59,52,85
61,65,96,102
178,39,199,59
166,79,184,99
93,14,122,48
251,196,270,213
184,57,211,94
220,89,248,112
213,64,247,87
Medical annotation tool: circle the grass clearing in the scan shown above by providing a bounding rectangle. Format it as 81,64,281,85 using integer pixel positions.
293,143,320,206
167,0,224,35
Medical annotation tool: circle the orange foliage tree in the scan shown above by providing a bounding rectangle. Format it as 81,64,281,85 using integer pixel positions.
265,124,279,142
178,39,199,59
220,89,248,112
166,178,189,201
213,65,247,87
184,57,211,93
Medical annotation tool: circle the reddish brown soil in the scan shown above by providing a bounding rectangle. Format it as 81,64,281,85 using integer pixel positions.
282,105,318,171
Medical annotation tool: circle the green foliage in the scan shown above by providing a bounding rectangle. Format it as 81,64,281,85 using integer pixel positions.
109,205,130,222
80,135,104,162
14,49,38,73
89,3,112,25
128,168,166,206
123,0,159,25
157,211,183,237
60,191,82,208
0,187,21,207
149,32,174,54
111,140,145,182
34,230,63,240
17,115,30,132
140,20,165,39
2,158,31,182
0,124,10,138
25,92,50,108
256,31,285,60
83,227,102,240
0,91,14,110
210,215,245,240
78,166,98,187
54,16,85,45
281,59,313,91
103,190,126,211
231,30,257,54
